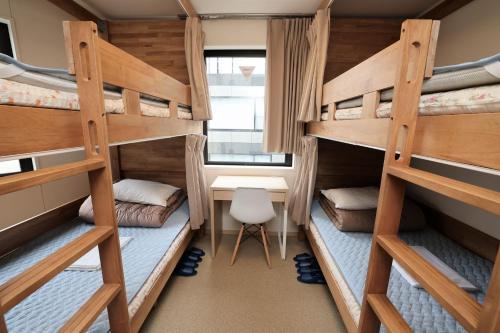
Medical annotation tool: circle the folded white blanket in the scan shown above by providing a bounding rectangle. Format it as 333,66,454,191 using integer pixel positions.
66,237,132,271
321,187,379,210
393,246,478,291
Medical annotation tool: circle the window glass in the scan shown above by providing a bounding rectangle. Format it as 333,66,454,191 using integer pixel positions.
204,51,292,166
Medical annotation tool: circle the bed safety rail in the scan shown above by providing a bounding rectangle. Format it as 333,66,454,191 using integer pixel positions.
358,20,500,333
0,21,132,332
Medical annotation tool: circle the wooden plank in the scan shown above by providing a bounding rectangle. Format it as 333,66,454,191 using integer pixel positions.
122,89,141,115
424,21,440,78
318,0,334,10
361,91,380,119
0,158,104,196
65,21,131,332
366,294,411,333
388,165,500,215
359,19,435,333
421,0,474,19
0,105,202,158
478,248,500,333
60,284,120,333
308,112,500,171
305,226,358,333
322,41,401,105
177,0,198,17
0,197,86,257
0,226,113,312
130,230,193,332
98,39,191,104
377,235,482,331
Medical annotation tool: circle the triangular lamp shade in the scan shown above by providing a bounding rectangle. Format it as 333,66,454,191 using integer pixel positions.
239,65,255,80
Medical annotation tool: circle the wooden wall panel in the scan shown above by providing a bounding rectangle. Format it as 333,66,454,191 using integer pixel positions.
118,136,187,190
108,20,189,85
315,138,384,196
325,18,403,82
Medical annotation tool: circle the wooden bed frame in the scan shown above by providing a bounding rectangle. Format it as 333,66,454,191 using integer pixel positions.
306,19,500,332
0,21,201,332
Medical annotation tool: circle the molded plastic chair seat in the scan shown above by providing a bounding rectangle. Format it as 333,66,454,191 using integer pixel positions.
229,188,275,268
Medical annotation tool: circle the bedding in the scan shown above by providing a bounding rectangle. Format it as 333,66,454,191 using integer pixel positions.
320,186,379,210
113,179,180,207
1,201,190,333
79,189,187,228
0,54,194,119
321,83,500,120
319,194,426,232
310,200,492,332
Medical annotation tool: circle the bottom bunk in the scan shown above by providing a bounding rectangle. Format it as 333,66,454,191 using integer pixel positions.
0,200,191,333
306,200,493,333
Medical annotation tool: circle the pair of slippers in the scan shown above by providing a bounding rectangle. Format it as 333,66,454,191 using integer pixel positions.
174,247,205,277
294,253,326,284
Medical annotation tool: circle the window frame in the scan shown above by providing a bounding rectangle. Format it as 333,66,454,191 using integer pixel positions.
203,49,293,167
0,158,34,177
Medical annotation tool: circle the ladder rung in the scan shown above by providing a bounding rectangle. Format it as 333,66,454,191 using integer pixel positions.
377,235,481,332
59,283,120,333
387,165,500,215
0,226,113,312
366,294,411,333
0,157,105,196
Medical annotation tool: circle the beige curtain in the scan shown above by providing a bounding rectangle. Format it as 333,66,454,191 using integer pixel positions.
263,18,310,155
289,136,318,229
185,17,212,121
297,9,330,122
185,134,209,229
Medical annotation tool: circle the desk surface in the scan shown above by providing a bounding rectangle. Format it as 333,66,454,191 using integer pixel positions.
210,176,289,191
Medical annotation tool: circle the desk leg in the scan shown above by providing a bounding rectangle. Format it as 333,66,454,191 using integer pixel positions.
210,193,223,258
278,202,288,260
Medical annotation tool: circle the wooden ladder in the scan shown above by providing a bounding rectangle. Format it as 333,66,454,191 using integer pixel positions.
358,20,500,333
0,22,131,333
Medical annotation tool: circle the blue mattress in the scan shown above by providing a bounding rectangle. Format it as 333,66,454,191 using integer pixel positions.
310,200,492,333
1,201,190,333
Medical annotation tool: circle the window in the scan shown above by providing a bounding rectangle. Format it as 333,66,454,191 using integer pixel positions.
204,50,292,166
0,159,34,177
0,18,16,58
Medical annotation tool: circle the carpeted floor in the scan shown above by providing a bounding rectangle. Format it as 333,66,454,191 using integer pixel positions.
140,233,347,333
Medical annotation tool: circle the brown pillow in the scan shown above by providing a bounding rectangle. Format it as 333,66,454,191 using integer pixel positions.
80,190,187,228
319,193,426,232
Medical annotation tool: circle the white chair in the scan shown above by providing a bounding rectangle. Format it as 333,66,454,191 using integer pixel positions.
229,188,276,268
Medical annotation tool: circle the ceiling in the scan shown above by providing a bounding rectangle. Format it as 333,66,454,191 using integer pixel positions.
79,0,442,19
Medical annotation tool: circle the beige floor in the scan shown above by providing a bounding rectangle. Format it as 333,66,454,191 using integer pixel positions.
140,233,347,333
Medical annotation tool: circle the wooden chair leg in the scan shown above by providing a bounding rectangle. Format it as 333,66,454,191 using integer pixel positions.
263,225,271,247
230,224,245,266
261,225,272,268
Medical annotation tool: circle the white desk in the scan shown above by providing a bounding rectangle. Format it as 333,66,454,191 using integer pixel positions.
209,176,289,259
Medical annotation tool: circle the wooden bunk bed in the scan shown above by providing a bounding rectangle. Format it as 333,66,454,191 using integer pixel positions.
306,19,500,332
0,21,202,332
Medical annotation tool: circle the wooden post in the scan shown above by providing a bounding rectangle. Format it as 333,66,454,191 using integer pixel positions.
64,21,131,332
358,19,435,333
478,248,500,333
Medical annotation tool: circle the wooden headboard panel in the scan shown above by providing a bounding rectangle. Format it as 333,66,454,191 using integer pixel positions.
315,139,384,196
112,136,187,190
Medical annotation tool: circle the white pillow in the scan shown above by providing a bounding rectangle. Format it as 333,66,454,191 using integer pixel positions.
113,179,179,207
321,186,379,210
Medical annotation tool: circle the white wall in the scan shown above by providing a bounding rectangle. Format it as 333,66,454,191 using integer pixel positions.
407,0,500,239
0,1,90,230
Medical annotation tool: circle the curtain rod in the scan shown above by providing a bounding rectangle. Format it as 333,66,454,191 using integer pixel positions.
199,13,314,20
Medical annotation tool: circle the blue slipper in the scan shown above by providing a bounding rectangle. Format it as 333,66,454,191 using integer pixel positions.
174,266,197,277
295,260,318,269
180,260,199,269
294,253,313,262
188,247,205,257
297,272,326,284
298,267,321,274
183,254,202,263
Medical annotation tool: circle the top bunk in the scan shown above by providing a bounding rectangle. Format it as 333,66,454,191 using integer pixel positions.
0,21,202,159
307,20,500,172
